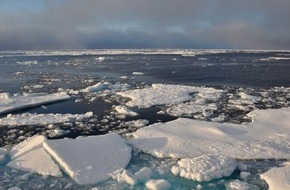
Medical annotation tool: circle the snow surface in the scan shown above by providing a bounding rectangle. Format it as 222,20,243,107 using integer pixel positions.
0,112,93,126
260,165,290,190
145,179,171,190
117,83,222,108
8,148,62,177
129,108,290,159
171,155,237,182
43,133,132,185
0,92,70,115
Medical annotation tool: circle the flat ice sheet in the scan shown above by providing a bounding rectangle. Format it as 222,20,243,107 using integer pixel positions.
260,165,290,190
0,112,93,126
117,84,222,108
130,108,290,159
43,133,132,185
0,92,70,115
8,148,62,177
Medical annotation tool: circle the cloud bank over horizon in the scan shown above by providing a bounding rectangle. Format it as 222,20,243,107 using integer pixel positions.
0,0,290,50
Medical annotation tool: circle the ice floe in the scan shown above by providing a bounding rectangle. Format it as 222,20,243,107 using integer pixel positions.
129,108,290,159
10,135,46,160
8,148,62,177
260,165,290,190
43,133,132,185
5,133,132,185
0,92,70,115
117,83,222,108
171,155,237,182
0,112,93,126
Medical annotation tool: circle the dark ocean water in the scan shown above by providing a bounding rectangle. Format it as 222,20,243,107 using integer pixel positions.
0,49,290,189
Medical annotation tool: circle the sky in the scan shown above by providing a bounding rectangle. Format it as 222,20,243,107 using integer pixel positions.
0,0,290,50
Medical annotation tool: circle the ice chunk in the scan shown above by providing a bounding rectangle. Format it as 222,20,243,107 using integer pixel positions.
135,167,152,182
171,155,237,182
43,133,132,185
260,165,290,190
0,147,7,162
0,112,94,126
81,82,106,93
125,120,149,128
0,92,70,115
114,105,138,117
130,108,290,159
132,72,144,75
8,148,62,177
113,170,137,186
145,179,171,190
10,135,46,159
225,180,258,190
117,84,221,108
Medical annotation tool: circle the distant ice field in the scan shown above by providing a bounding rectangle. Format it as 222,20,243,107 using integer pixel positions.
0,49,290,190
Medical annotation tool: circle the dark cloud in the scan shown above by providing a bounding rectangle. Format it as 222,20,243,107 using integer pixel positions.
0,0,290,50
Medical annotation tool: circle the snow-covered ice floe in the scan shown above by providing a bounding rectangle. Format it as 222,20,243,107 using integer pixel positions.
6,133,132,185
129,108,290,159
260,165,290,190
117,83,222,108
0,92,70,115
0,112,93,126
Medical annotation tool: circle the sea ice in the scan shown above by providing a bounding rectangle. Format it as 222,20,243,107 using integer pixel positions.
171,155,237,182
0,112,94,126
0,92,70,115
43,133,132,185
145,179,171,190
114,105,138,117
260,165,290,190
117,84,222,108
129,108,290,159
8,148,62,177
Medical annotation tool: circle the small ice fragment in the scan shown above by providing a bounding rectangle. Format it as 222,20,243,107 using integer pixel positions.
135,167,152,182
171,155,237,182
145,179,171,190
114,170,137,186
132,72,144,75
115,105,138,117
